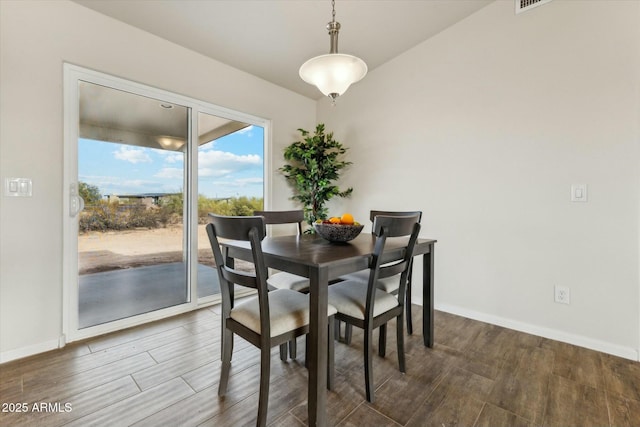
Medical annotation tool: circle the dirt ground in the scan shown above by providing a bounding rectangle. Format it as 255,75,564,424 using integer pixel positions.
78,225,228,274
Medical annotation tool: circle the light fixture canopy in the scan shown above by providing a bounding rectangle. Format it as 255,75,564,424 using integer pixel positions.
299,1,367,103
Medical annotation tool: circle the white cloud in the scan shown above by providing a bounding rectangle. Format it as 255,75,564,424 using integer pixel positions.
199,168,234,177
205,177,263,189
237,177,263,185
157,151,184,164
154,168,184,179
113,146,152,164
198,150,261,178
79,175,159,195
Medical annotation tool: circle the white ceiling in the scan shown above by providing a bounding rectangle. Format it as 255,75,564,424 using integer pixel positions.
73,0,494,100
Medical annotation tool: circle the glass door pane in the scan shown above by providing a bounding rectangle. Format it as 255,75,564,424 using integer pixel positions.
77,81,189,328
196,112,264,300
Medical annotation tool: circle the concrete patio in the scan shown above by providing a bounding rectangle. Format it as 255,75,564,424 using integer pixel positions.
78,262,220,328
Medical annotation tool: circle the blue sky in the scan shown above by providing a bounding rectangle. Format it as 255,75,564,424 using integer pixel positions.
79,125,264,199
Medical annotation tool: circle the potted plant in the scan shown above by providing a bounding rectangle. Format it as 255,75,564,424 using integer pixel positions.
280,124,352,231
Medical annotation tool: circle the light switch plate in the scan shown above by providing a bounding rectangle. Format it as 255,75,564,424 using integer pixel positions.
571,184,587,202
4,178,32,197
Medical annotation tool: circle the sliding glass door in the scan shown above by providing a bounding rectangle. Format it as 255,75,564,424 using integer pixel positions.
76,81,190,328
64,64,268,341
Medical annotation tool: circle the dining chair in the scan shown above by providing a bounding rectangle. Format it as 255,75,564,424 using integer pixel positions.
338,210,423,342
328,214,421,403
253,209,309,359
206,214,336,427
253,210,310,293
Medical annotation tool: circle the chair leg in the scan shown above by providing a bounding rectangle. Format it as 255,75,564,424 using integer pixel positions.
378,324,387,357
364,326,375,403
220,319,238,361
257,346,271,427
327,316,335,390
407,266,414,335
397,315,406,373
305,335,310,368
218,328,233,396
336,320,353,344
289,338,297,359
345,323,353,345
279,343,288,361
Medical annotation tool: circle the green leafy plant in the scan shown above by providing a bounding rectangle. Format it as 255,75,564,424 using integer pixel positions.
280,124,353,231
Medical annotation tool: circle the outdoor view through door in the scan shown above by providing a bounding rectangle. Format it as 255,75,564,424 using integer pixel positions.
196,112,264,299
76,81,264,329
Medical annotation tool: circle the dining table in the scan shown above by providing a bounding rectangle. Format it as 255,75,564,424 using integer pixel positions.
222,232,436,427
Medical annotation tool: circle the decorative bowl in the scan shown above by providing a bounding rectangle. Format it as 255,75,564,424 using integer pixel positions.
313,222,364,243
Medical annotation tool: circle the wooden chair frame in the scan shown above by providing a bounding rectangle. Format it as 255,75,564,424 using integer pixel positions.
339,210,423,344
330,214,421,403
207,214,334,427
370,210,423,334
253,209,307,359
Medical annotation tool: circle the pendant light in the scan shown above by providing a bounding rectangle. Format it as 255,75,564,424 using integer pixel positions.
299,0,367,104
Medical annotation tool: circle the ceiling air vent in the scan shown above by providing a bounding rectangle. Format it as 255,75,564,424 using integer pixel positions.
516,0,553,14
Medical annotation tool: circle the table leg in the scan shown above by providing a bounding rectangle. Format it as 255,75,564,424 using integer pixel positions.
423,244,434,348
308,267,328,427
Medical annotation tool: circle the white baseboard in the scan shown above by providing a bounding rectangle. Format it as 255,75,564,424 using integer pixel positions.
0,337,63,364
433,302,639,362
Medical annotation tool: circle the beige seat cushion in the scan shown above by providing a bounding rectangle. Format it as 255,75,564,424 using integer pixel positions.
328,280,399,320
230,289,337,337
339,270,400,293
267,271,310,292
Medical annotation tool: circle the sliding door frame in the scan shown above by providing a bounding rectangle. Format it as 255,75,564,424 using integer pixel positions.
63,64,270,343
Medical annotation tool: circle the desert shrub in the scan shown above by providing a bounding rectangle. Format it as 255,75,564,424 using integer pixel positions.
197,195,219,219
79,200,127,232
126,203,160,228
156,205,177,227
80,201,162,232
159,194,183,216
80,196,264,231
197,196,263,223
228,196,263,216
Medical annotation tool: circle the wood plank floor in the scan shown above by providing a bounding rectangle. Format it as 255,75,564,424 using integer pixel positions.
2,305,640,426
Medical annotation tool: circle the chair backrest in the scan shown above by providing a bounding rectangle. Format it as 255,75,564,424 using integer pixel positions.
369,210,423,224
206,214,271,330
365,214,421,319
370,209,422,275
253,210,304,235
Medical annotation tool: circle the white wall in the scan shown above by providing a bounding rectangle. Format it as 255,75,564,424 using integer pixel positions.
0,0,315,361
318,0,640,359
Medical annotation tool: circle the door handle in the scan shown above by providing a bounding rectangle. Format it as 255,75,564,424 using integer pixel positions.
69,183,85,217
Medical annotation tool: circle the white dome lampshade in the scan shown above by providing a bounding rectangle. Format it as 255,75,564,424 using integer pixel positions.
299,53,367,99
299,1,367,103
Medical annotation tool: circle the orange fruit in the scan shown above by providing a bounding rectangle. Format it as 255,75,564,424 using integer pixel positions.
329,217,341,224
341,213,354,225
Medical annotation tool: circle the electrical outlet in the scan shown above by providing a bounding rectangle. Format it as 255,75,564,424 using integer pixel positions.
554,285,570,305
